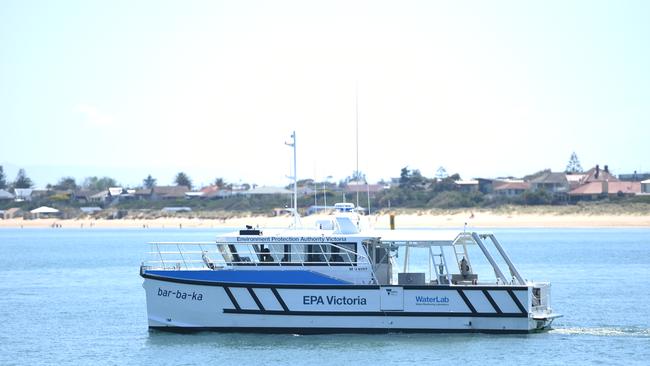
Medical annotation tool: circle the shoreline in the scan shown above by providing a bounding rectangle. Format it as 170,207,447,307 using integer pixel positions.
1,212,649,229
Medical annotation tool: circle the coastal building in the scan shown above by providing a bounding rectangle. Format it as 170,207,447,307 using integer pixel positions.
151,186,190,200
89,190,111,204
454,180,479,193
2,207,22,219
72,190,96,203
134,188,153,200
476,178,497,194
493,181,531,197
0,189,14,201
241,186,292,195
568,181,641,200
199,185,232,199
529,172,570,194
13,188,33,202
640,179,650,194
580,165,618,183
618,171,650,182
566,173,587,190
184,191,205,199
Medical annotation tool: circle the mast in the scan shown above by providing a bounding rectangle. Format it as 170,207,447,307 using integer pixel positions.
285,131,298,227
355,84,360,209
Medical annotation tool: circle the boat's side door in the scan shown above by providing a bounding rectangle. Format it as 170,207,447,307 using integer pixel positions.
380,286,403,311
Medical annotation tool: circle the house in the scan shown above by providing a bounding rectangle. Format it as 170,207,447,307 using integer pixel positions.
242,186,292,195
2,207,22,219
618,171,650,182
641,179,650,194
580,165,619,184
151,186,190,200
13,188,33,202
454,180,479,193
89,190,111,203
569,181,641,200
494,181,531,197
134,188,153,200
73,190,96,203
0,189,14,201
184,191,205,199
566,173,587,190
200,185,231,199
529,172,569,194
4,207,21,219
476,178,497,194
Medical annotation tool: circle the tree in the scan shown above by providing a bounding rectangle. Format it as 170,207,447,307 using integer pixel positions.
349,170,366,183
13,169,33,189
174,172,192,190
214,177,226,188
54,177,77,191
566,152,583,173
435,166,448,180
83,176,117,191
143,174,157,189
0,165,6,189
399,167,410,186
399,167,428,190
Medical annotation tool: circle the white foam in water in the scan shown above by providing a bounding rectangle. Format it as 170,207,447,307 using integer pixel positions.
552,327,650,337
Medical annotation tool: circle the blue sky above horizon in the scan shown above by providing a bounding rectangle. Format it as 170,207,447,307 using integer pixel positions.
1,0,649,188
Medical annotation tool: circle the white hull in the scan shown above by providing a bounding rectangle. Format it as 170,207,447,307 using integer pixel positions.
143,277,556,333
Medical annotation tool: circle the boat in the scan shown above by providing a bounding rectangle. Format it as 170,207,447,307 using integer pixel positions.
140,133,560,334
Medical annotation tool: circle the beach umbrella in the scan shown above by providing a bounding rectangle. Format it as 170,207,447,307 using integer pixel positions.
30,206,60,214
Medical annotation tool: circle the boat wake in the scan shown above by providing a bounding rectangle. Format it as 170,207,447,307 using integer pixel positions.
551,327,650,337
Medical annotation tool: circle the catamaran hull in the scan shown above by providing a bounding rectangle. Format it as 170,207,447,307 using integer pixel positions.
142,276,556,334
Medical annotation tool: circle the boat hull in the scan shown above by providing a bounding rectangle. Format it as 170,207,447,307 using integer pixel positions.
142,273,554,334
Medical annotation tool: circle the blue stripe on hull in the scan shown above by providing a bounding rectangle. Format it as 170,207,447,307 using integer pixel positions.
144,269,350,285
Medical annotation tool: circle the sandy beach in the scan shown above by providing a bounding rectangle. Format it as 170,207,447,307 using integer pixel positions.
1,211,649,229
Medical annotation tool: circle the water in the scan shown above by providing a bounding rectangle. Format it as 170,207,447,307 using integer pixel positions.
1,227,649,365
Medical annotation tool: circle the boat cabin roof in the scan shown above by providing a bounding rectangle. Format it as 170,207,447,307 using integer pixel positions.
216,228,478,247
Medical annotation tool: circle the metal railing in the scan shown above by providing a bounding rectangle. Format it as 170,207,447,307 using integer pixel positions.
143,241,371,271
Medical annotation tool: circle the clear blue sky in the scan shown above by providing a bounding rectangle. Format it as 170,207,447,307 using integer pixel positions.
1,0,649,188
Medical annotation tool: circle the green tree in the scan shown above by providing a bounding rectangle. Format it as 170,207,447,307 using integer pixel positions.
83,176,117,191
566,152,583,173
143,174,157,189
0,165,6,189
174,172,192,190
13,169,33,189
54,177,77,191
214,177,226,188
399,167,427,190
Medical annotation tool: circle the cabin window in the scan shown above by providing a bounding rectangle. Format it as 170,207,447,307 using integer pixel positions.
374,247,389,264
306,243,356,265
307,243,327,263
335,243,357,264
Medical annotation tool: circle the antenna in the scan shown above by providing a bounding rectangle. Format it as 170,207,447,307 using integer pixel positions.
355,83,360,209
285,131,298,227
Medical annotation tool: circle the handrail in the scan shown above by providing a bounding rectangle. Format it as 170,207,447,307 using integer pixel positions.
144,241,372,272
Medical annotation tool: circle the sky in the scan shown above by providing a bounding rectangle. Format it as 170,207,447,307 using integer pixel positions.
1,0,649,188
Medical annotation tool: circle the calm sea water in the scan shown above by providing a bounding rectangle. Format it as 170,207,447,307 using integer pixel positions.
1,227,649,366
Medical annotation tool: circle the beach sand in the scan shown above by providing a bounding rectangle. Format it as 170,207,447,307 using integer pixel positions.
1,211,649,229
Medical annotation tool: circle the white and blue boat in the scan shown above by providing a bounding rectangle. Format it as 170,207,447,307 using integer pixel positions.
140,133,560,333
141,203,560,333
